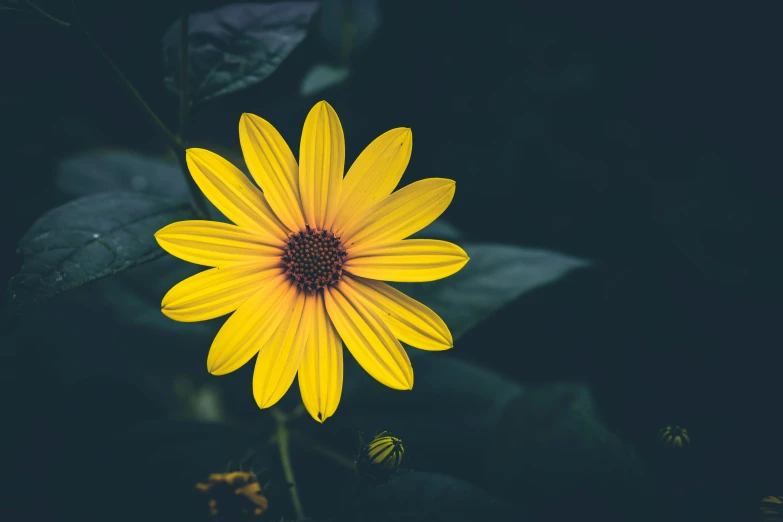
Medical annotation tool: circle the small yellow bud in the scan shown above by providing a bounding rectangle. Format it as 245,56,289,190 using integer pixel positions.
356,430,405,483
657,425,690,449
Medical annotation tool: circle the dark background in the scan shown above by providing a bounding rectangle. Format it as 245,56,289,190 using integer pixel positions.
1,1,779,521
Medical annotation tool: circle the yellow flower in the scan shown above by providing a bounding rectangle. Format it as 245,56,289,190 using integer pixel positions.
195,472,269,517
155,101,468,422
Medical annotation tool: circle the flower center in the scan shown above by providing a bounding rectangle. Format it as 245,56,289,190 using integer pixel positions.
283,225,347,292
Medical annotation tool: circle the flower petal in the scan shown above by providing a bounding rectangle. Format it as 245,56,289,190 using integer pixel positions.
324,283,413,390
155,220,285,267
162,266,284,322
298,292,343,423
207,274,297,375
341,275,452,351
340,178,455,248
186,148,288,242
345,239,469,282
240,113,307,232
332,128,412,236
299,101,344,230
253,290,311,409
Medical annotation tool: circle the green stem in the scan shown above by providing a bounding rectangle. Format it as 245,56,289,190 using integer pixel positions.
272,408,306,521
178,0,190,138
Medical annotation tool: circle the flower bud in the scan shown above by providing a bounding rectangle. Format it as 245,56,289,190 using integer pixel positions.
658,425,690,448
356,430,405,483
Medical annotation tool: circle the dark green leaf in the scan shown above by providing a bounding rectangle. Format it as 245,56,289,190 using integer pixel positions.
53,149,235,223
486,383,656,521
55,149,189,200
163,2,320,103
300,357,653,520
92,256,219,358
398,244,589,339
5,192,194,316
345,471,520,522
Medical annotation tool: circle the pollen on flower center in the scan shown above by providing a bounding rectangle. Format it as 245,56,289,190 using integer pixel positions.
282,225,347,292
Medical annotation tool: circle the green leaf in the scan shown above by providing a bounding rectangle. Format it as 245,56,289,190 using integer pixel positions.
398,244,589,340
55,149,189,200
93,256,218,356
486,383,656,520
53,149,233,223
5,192,194,317
346,472,519,522
163,2,320,103
298,357,652,520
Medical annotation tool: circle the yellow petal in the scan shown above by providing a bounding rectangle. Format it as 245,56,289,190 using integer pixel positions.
186,148,288,242
344,239,469,282
299,101,344,230
340,178,455,248
332,128,412,236
298,292,343,422
253,290,311,409
324,283,413,390
239,113,306,232
162,266,284,322
207,274,297,375
155,220,285,267
341,275,452,350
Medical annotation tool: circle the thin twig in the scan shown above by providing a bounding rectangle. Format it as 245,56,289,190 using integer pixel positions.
78,30,181,151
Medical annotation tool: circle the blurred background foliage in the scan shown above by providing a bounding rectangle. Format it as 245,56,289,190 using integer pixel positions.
0,1,779,521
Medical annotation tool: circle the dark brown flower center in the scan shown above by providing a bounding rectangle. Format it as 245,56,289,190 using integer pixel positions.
283,225,346,292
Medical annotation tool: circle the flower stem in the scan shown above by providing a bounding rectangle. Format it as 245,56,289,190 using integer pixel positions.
272,408,306,521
